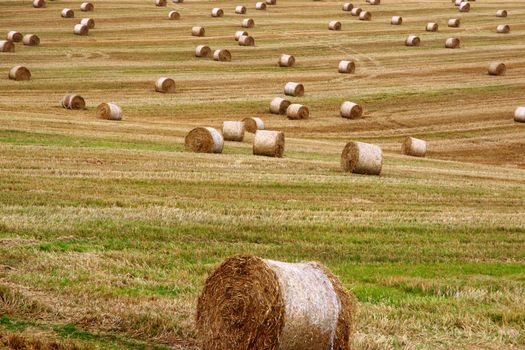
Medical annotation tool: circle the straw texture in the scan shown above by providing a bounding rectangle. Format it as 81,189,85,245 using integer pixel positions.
284,82,304,97
185,127,224,153
8,66,31,81
155,77,176,93
222,121,245,141
402,136,427,157
270,97,291,114
242,117,264,133
340,101,363,119
341,141,383,175
96,103,122,120
286,104,309,120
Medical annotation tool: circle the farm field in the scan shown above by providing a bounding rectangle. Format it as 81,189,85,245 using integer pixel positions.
1,0,525,348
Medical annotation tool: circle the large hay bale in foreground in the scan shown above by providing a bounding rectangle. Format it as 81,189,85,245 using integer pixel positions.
391,16,402,25
61,94,86,110
74,24,89,36
61,8,74,18
359,11,371,21
488,62,506,76
211,8,224,17
340,101,362,119
496,10,507,18
185,127,224,153
278,54,295,67
80,2,94,11
8,66,31,81
0,40,15,53
341,141,383,175
33,0,45,8
155,77,175,93
286,104,309,120
196,255,354,350
270,97,291,114
168,11,180,20
238,35,254,46
328,21,342,30
405,35,420,47
338,60,355,74
342,3,353,11
23,34,40,46
514,107,525,123
402,136,426,157
223,121,245,141
255,2,266,10
213,49,231,62
96,103,122,120
496,24,510,34
242,18,254,28
284,82,304,97
448,18,460,27
253,130,284,157
235,30,248,41
80,18,95,29
445,37,460,48
7,31,23,42
242,117,264,133
195,45,211,57
426,22,438,32
235,5,246,14
192,26,205,36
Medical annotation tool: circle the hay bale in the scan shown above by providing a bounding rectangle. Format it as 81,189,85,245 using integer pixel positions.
172,0,183,3
155,0,167,6
0,40,15,53
61,94,85,110
7,31,23,42
33,0,45,8
61,8,74,18
328,21,342,30
192,26,205,36
235,30,248,41
445,37,460,48
22,34,40,46
253,131,284,157
278,54,295,67
238,35,254,46
367,0,380,4
514,107,525,123
185,127,224,153
80,18,95,29
488,62,506,76
255,2,266,10
286,104,309,120
242,18,254,28
405,35,420,47
8,66,31,81
213,49,231,62
242,117,264,133
266,0,276,5
80,2,94,11
340,101,362,119
391,16,402,25
496,10,507,18
235,5,246,14
74,24,89,36
155,77,175,93
351,7,362,16
341,141,383,175
196,255,354,349
168,11,180,20
270,97,291,114
458,2,470,12
338,60,355,74
284,82,304,97
195,45,211,57
211,8,224,17
359,11,371,21
448,18,460,27
342,3,353,11
496,24,510,33
96,103,122,120
223,121,245,141
426,22,438,32
402,136,426,157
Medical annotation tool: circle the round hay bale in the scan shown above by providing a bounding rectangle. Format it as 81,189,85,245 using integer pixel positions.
235,30,248,41
359,11,371,21
255,2,266,10
195,45,211,57
284,82,304,97
496,24,510,34
22,34,40,46
342,3,353,11
223,121,245,141
211,8,224,17
496,10,507,18
368,0,380,4
405,35,420,47
253,131,284,157
61,94,86,110
453,0,461,5
448,18,460,27
391,16,402,25
0,40,15,53
192,26,205,36
168,11,180,20
488,62,506,76
242,117,264,133
286,104,309,120
242,18,255,28
213,49,231,62
80,2,94,11
74,24,89,36
278,54,295,67
266,0,276,5
338,60,355,74
196,255,354,349
402,136,426,157
80,18,95,29
96,103,122,120
61,8,74,18
185,127,224,153
172,0,183,3
155,0,167,6
445,37,460,48
155,77,175,93
238,35,254,46
514,107,525,123
270,97,291,114
426,22,438,32
458,2,470,12
328,20,342,30
340,101,362,119
235,5,246,14
7,31,23,43
33,0,45,8
8,66,31,81
341,141,383,175
350,7,362,16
